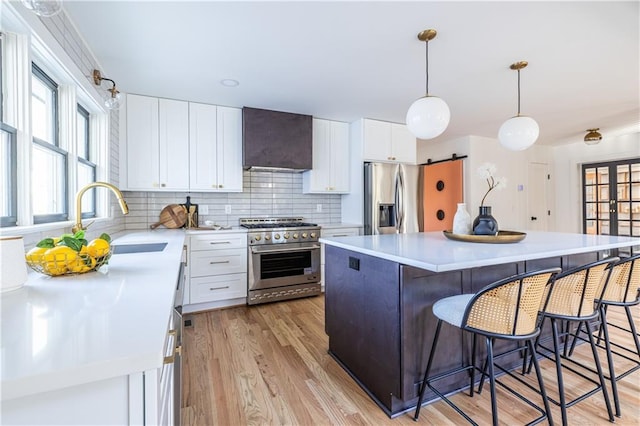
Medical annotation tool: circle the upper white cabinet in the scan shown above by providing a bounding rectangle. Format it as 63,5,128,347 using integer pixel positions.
189,104,243,192
121,95,242,192
302,118,350,193
362,118,416,164
123,94,190,190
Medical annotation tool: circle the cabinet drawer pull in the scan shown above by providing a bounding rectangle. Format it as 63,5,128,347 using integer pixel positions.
332,234,349,237
209,285,230,291
209,241,231,245
209,260,230,264
168,329,176,337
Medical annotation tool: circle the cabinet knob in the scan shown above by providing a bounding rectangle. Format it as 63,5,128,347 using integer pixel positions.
219,184,223,188
153,183,159,187
161,183,166,187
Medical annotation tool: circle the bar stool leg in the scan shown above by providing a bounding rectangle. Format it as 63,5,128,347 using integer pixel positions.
470,332,477,397
624,305,640,356
414,319,443,421
599,305,620,417
527,338,554,426
585,318,615,422
550,318,569,426
486,337,498,426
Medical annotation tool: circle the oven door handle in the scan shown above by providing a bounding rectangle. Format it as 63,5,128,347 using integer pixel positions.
250,244,321,254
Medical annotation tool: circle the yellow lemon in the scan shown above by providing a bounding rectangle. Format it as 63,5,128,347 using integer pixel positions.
86,238,110,259
25,247,48,266
42,246,76,276
68,255,97,273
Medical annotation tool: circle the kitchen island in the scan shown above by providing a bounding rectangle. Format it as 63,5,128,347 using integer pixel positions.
319,231,640,417
0,229,186,425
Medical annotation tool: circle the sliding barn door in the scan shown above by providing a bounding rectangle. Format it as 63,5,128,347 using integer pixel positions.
422,160,464,231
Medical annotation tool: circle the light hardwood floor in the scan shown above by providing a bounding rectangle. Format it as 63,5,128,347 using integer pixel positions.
182,296,640,425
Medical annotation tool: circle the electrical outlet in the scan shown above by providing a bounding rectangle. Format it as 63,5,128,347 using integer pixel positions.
200,205,209,214
225,205,232,214
316,204,322,213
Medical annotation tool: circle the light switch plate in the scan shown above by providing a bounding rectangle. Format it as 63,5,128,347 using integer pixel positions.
225,205,232,214
200,205,209,214
316,204,322,212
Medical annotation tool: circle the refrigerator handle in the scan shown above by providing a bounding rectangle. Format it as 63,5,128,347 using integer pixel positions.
396,168,404,232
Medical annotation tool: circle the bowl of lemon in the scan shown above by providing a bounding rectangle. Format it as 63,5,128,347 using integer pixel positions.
25,231,112,276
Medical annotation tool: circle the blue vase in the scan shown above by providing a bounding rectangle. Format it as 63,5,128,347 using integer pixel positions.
472,206,499,236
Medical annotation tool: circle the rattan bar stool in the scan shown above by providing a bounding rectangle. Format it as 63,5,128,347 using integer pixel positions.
532,257,619,426
568,253,640,418
414,268,561,426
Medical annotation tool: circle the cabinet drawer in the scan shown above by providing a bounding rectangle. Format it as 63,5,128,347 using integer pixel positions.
321,227,360,237
190,249,247,277
190,273,247,303
190,233,246,251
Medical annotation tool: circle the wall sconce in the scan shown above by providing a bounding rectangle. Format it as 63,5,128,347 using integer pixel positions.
405,29,451,140
93,69,123,110
21,0,62,17
498,61,539,151
584,128,602,145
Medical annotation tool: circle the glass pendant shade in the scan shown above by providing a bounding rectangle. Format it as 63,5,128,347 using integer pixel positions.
406,95,451,139
498,115,539,151
21,0,62,17
104,92,123,110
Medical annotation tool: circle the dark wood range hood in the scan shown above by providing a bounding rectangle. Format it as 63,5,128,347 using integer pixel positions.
242,107,312,172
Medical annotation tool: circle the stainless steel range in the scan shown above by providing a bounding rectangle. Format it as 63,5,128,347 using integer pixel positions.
241,217,321,305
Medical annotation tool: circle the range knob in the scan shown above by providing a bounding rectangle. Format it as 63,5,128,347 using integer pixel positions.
254,235,261,241
302,232,308,239
274,233,281,240
284,232,290,239
293,233,299,239
265,235,271,241
310,232,317,238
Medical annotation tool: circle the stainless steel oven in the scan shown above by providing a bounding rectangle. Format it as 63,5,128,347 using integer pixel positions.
242,218,322,305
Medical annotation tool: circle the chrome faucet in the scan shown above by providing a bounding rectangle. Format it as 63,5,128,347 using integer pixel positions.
72,182,129,234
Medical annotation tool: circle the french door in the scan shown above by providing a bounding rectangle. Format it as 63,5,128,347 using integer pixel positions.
582,159,640,254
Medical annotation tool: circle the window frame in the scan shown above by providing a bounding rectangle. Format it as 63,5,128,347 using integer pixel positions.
0,122,18,227
77,103,97,219
31,62,68,224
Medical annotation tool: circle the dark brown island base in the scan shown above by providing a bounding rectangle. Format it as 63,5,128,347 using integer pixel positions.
320,231,639,417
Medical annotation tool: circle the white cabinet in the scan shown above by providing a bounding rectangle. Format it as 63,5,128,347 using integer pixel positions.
303,118,350,193
362,118,416,164
320,226,361,287
189,104,243,192
122,94,190,191
121,94,242,192
186,232,247,307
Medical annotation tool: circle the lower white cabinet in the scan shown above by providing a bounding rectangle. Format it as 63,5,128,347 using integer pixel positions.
320,226,361,287
186,232,248,307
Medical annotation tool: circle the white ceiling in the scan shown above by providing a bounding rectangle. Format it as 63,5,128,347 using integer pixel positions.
63,1,640,146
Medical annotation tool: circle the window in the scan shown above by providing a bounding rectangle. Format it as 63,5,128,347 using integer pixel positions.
1,34,18,227
31,63,68,224
77,104,96,218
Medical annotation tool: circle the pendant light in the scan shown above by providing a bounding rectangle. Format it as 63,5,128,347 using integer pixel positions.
406,29,450,140
21,0,62,17
584,128,602,145
498,61,539,151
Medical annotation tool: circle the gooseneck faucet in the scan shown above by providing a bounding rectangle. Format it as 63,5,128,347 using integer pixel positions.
72,182,129,234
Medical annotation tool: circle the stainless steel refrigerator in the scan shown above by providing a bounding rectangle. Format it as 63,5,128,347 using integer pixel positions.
364,162,423,235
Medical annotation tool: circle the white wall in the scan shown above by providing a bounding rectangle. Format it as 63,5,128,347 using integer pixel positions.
552,132,640,233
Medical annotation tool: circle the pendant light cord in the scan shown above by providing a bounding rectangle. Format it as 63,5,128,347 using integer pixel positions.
517,69,521,116
425,40,429,95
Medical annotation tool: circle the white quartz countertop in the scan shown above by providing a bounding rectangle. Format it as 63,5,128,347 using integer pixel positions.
0,229,186,401
320,231,640,272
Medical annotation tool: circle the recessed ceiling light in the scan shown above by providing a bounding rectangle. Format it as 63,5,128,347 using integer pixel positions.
220,79,239,87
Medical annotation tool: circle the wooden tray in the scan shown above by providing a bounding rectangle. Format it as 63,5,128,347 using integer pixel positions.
443,230,527,244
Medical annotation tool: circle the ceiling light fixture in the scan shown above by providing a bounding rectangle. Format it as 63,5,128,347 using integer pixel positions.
220,79,239,87
93,69,123,110
498,61,539,151
21,0,62,17
406,29,450,140
584,128,602,145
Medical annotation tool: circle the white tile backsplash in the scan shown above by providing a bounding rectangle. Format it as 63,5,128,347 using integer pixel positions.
124,170,342,228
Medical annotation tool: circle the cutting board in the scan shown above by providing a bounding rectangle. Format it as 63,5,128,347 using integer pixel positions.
150,204,187,229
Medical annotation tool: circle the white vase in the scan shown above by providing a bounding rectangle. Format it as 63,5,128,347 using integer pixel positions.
452,203,472,235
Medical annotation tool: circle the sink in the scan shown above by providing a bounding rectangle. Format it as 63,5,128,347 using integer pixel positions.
111,242,168,254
